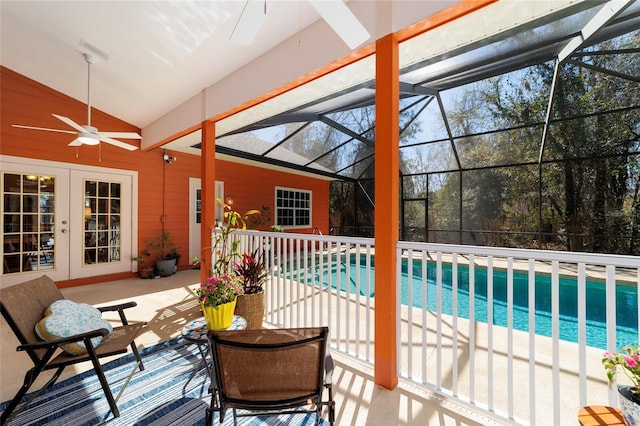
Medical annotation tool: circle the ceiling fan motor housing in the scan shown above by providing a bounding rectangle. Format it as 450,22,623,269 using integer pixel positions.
78,125,100,145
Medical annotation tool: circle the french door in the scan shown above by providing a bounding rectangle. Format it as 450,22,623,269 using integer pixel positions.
1,156,136,287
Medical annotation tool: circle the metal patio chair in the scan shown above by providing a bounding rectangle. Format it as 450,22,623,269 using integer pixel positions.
0,275,145,425
206,326,335,426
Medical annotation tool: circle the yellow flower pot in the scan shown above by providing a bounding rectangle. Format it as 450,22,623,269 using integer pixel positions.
201,299,237,330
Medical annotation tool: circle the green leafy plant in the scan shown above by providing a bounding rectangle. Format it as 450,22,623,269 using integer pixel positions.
130,249,151,265
233,249,268,294
196,198,260,308
131,250,154,278
212,198,260,274
147,232,180,260
603,345,640,396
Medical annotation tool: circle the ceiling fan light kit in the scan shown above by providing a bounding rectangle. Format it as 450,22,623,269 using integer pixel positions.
76,130,100,146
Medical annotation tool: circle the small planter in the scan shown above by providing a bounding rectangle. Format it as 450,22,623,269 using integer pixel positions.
156,258,177,277
139,266,153,279
618,386,640,426
235,291,265,330
201,299,237,330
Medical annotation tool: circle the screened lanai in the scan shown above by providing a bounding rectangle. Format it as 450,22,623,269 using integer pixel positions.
169,0,640,255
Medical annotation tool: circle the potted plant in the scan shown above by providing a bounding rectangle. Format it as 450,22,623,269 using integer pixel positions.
147,232,180,277
195,273,244,330
131,249,153,278
211,199,260,274
233,249,268,329
269,224,282,232
195,198,260,329
602,345,640,424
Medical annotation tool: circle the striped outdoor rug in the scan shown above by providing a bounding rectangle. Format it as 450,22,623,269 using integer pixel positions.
1,338,325,425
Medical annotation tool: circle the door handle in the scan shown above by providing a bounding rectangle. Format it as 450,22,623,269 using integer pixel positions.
61,229,68,234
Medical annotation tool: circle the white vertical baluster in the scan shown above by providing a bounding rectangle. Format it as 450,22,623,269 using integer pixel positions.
551,260,560,425
528,258,536,424
469,254,475,403
422,249,428,385
487,256,494,411
577,262,587,407
354,243,361,357
606,264,617,406
407,249,414,380
365,243,372,361
452,253,458,396
507,257,513,419
436,251,442,389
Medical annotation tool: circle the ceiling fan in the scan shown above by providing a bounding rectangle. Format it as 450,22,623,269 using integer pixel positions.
12,53,140,151
230,0,370,49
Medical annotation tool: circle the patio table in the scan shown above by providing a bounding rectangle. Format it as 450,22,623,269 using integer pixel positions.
181,315,246,390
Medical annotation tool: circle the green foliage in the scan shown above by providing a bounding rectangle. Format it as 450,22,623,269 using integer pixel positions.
399,31,639,253
211,198,260,274
232,249,268,294
146,232,180,260
131,249,151,265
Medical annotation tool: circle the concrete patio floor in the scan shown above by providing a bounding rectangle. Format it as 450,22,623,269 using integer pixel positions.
1,270,501,425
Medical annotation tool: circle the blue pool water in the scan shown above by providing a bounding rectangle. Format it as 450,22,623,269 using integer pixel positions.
286,256,638,350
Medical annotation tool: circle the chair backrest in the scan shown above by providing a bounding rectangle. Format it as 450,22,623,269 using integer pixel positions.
0,275,65,363
208,327,328,406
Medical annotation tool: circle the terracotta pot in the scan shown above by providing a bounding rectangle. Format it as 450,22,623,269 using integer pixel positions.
139,266,153,278
235,291,265,329
618,385,640,426
201,299,237,330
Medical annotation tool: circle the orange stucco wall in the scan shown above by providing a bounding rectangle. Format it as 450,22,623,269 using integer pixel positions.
1,66,329,286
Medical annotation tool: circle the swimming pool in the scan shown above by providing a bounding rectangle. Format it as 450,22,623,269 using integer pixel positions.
284,255,638,350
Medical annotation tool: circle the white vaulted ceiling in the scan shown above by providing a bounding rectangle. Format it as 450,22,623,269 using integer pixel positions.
1,1,463,148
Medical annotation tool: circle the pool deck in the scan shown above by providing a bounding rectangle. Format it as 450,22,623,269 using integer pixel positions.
1,270,503,426
2,267,633,424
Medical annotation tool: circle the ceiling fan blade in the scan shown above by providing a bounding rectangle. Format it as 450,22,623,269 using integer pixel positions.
52,113,86,132
99,131,142,140
68,138,83,147
12,124,76,135
309,0,370,49
99,135,139,151
230,0,266,45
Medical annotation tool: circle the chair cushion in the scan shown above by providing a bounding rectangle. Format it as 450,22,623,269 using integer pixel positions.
35,299,112,355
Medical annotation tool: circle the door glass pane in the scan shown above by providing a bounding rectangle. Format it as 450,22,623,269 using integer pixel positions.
196,189,201,224
83,179,121,265
2,173,55,274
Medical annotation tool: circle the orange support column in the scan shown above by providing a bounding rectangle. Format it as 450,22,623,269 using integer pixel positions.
374,33,399,390
200,120,216,284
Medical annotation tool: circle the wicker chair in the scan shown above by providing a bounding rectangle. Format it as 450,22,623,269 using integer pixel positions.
0,275,145,425
206,326,335,426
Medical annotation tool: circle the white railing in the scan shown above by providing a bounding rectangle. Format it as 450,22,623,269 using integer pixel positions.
223,230,640,425
231,230,376,363
397,242,639,425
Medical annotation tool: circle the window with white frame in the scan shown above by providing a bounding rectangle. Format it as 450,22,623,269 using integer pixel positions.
275,187,311,228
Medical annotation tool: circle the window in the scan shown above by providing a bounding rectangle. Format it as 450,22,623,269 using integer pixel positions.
83,179,121,265
275,187,311,228
2,173,55,274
